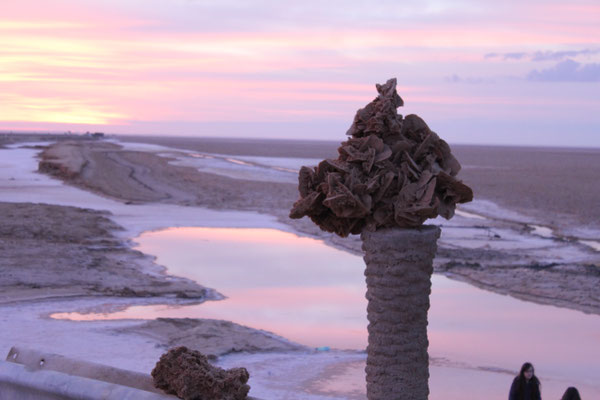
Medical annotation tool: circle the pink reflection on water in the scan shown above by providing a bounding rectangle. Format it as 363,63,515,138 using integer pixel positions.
428,277,600,388
52,227,600,397
55,228,368,349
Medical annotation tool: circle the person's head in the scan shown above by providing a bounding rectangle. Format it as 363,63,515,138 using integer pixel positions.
519,362,535,381
561,387,581,400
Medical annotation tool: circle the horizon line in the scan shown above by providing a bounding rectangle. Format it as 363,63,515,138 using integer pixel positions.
2,129,599,151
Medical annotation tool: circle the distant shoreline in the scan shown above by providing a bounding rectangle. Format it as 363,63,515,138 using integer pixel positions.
3,130,600,151
4,132,600,232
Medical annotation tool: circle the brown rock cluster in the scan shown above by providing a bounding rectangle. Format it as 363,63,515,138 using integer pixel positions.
152,346,250,400
289,78,473,237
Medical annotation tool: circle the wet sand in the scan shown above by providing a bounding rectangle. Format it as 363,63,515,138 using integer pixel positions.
0,202,208,304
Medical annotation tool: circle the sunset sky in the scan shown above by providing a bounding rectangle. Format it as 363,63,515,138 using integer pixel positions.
1,0,599,146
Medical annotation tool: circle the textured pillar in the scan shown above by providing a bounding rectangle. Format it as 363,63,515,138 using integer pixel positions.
361,225,441,400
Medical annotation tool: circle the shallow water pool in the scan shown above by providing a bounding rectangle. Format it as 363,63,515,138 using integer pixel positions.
54,227,600,399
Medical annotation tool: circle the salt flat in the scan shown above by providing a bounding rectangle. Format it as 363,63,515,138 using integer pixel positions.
1,135,599,399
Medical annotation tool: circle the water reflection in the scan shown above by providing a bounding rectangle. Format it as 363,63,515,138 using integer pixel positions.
56,228,369,349
53,227,600,397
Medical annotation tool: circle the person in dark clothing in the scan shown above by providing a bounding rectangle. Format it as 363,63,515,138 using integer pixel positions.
508,362,541,400
561,387,581,400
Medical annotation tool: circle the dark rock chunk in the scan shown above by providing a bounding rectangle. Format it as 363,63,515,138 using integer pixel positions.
152,346,250,400
289,78,473,237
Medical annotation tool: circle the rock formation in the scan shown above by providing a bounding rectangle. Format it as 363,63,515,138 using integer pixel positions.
289,78,472,237
289,78,473,400
152,346,250,400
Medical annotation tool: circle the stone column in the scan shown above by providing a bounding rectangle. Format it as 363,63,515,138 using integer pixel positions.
361,225,441,400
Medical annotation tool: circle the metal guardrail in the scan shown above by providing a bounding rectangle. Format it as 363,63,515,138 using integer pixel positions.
0,361,175,399
1,346,262,400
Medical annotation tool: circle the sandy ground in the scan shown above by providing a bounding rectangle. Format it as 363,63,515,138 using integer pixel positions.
0,202,208,304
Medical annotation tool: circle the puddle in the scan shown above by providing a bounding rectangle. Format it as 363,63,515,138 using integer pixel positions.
54,228,368,349
52,227,600,398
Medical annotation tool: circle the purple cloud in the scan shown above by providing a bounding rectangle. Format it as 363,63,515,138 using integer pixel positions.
485,48,599,62
484,52,527,60
444,74,494,84
527,59,600,82
532,49,600,61
504,52,528,60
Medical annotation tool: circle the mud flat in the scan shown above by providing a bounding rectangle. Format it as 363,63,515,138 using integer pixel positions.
0,202,208,304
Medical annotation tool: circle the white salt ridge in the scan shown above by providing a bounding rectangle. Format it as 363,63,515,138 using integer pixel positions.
105,139,175,153
233,155,322,172
580,240,600,252
169,152,298,183
455,200,600,257
454,209,487,220
112,138,319,184
529,224,554,238
459,199,534,224
524,224,599,254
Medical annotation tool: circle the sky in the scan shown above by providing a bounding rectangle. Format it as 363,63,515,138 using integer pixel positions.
1,0,599,147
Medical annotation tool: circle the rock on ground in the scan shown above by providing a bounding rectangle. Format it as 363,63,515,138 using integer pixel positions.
152,346,250,400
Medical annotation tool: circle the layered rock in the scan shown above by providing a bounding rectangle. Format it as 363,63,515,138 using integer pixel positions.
290,78,472,237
